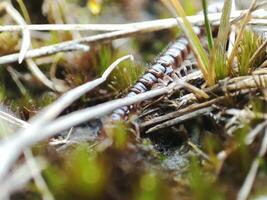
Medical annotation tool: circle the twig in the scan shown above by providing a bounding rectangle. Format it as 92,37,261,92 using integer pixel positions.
237,127,267,200
141,96,225,128
49,127,74,146
1,9,267,65
0,79,182,180
7,66,27,96
0,110,53,200
146,106,214,133
0,9,266,32
0,54,133,180
188,140,211,161
0,111,28,128
227,0,236,57
248,40,267,73
228,0,258,67
0,157,47,200
0,2,31,63
246,120,267,145
27,54,133,127
26,59,68,93
0,43,89,65
24,149,54,200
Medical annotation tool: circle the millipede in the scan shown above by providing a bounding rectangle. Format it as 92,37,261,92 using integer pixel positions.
111,3,224,120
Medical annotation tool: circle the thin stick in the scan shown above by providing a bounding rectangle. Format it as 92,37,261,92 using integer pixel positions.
146,106,214,133
0,10,266,32
24,149,54,200
7,66,27,96
26,59,67,93
248,40,267,72
11,81,181,148
0,111,53,200
0,42,89,65
1,9,267,65
228,0,258,67
0,55,134,180
141,96,225,128
237,127,267,200
0,157,47,200
0,2,31,63
0,82,181,180
0,111,29,128
201,0,214,51
188,140,211,161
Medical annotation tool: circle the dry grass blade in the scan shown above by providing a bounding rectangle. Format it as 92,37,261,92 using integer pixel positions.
228,0,258,67
248,39,267,73
161,0,209,78
209,0,232,85
237,127,267,200
201,0,214,51
246,120,267,145
0,80,182,180
0,2,31,64
0,54,133,180
146,107,214,133
0,157,47,200
26,59,68,93
0,9,266,32
237,29,265,76
141,96,225,128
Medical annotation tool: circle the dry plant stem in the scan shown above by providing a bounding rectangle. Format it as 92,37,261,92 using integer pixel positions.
0,80,182,180
0,55,133,180
246,120,267,145
0,10,265,32
24,149,54,200
0,158,47,200
22,0,66,94
187,140,211,161
7,66,27,96
143,72,267,131
146,106,214,133
0,43,89,65
181,81,209,99
227,0,236,57
248,40,267,73
0,2,31,63
0,111,28,128
226,74,267,91
141,96,225,128
0,111,53,200
237,127,267,200
26,59,67,93
1,9,267,65
228,0,257,67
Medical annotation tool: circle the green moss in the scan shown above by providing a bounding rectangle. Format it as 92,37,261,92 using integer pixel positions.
237,29,265,76
188,158,225,200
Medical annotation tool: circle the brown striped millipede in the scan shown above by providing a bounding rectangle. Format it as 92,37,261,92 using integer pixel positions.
111,3,224,120
111,27,204,120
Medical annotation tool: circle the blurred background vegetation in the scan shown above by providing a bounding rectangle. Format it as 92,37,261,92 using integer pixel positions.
1,0,267,200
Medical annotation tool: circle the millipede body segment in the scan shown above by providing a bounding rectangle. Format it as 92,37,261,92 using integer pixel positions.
111,3,224,120
111,27,204,120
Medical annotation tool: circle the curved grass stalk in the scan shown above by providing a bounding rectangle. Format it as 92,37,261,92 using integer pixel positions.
161,0,209,82
201,0,214,51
